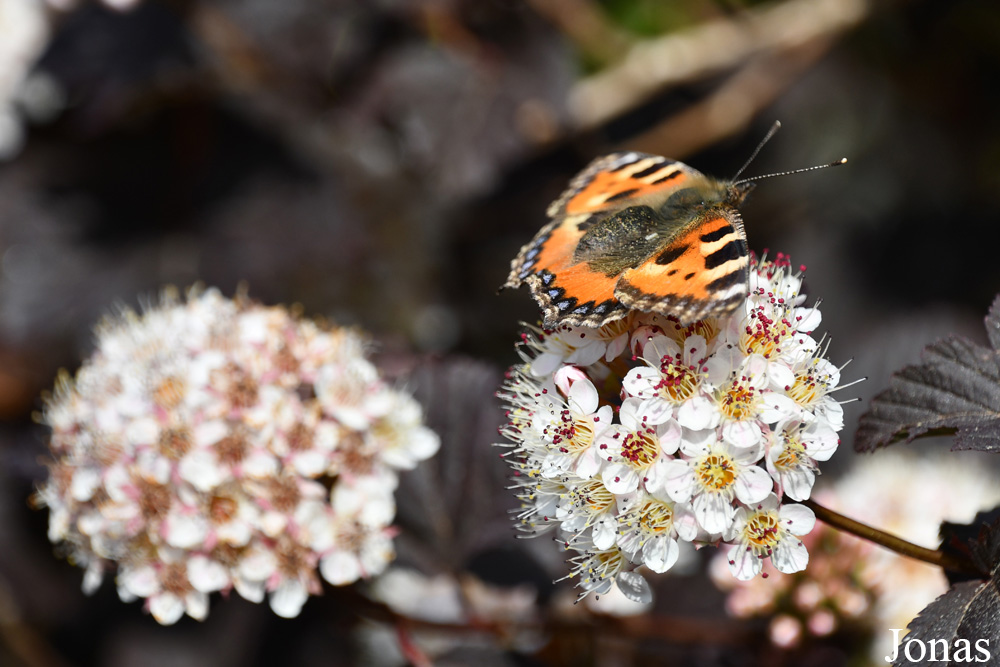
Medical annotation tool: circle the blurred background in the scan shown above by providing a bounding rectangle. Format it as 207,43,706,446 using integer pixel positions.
1,0,1000,664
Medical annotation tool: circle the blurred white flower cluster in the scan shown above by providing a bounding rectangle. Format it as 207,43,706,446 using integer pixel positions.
711,449,1000,660
0,0,49,159
37,287,439,624
500,255,844,600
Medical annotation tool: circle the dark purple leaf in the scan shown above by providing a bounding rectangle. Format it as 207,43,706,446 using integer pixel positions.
856,295,1000,452
893,514,1000,666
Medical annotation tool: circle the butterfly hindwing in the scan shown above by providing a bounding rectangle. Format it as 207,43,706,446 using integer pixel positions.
616,211,749,324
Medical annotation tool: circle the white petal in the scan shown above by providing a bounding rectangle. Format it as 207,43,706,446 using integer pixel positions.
70,468,101,502
676,396,719,430
780,467,816,502
321,551,361,586
125,417,160,446
82,563,104,595
622,368,658,398
165,514,209,549
773,539,810,574
644,535,679,573
803,424,839,461
269,580,309,618
407,427,440,461
793,307,822,332
672,503,699,541
291,449,329,477
568,378,599,415
637,397,673,425
194,420,229,447
779,503,816,535
233,577,265,603
241,450,279,478
683,335,707,363
656,420,682,455
694,492,733,535
618,398,643,430
662,459,696,503
723,420,761,449
178,449,225,492
185,591,209,621
238,548,277,581
680,428,716,454
568,340,606,366
149,592,186,625
643,336,680,366
760,394,799,424
188,556,229,593
592,518,617,550
602,464,639,494
734,466,773,505
615,571,653,604
767,363,795,391
529,352,562,377
575,445,603,479
727,543,763,581
121,566,160,598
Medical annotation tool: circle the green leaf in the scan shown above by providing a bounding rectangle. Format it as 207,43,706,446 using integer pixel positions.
855,295,1000,453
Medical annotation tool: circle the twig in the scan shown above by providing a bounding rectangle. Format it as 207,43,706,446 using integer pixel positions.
621,37,834,158
803,498,985,578
524,0,632,67
569,0,871,130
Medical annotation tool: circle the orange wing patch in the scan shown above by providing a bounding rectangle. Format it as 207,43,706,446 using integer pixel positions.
506,215,626,327
547,153,693,218
616,211,749,325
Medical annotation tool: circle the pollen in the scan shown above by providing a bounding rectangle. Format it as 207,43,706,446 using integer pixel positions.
745,510,781,550
574,479,616,513
654,356,700,403
553,413,597,454
620,430,660,468
636,499,674,534
720,382,758,421
787,369,825,406
696,453,737,491
774,435,808,471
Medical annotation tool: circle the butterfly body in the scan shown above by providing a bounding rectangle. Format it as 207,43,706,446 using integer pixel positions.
505,151,753,328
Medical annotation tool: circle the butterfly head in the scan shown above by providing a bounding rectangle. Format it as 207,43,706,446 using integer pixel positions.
727,181,756,207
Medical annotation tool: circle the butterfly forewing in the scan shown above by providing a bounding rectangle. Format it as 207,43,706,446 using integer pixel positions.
546,152,694,217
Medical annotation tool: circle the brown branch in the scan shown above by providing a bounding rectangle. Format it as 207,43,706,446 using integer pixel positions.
803,498,986,579
569,0,871,131
621,37,833,158
524,0,632,67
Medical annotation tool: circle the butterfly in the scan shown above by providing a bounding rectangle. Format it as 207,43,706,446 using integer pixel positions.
504,151,755,329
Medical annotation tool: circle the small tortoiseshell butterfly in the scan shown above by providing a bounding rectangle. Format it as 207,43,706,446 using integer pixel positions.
504,151,756,328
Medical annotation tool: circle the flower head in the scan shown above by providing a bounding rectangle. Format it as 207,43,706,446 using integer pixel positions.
37,287,439,623
499,254,844,599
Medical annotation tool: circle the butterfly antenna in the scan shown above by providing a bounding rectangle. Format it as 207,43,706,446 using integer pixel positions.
733,157,848,186
732,120,782,181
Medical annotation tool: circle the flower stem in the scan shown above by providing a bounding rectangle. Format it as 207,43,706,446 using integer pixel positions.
802,498,984,578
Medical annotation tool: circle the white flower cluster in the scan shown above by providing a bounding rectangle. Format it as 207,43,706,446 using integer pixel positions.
0,0,49,159
37,287,439,624
500,255,843,600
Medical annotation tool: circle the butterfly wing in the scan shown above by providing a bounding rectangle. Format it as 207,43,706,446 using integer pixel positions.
615,209,749,325
506,152,704,328
546,152,693,218
504,214,627,327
